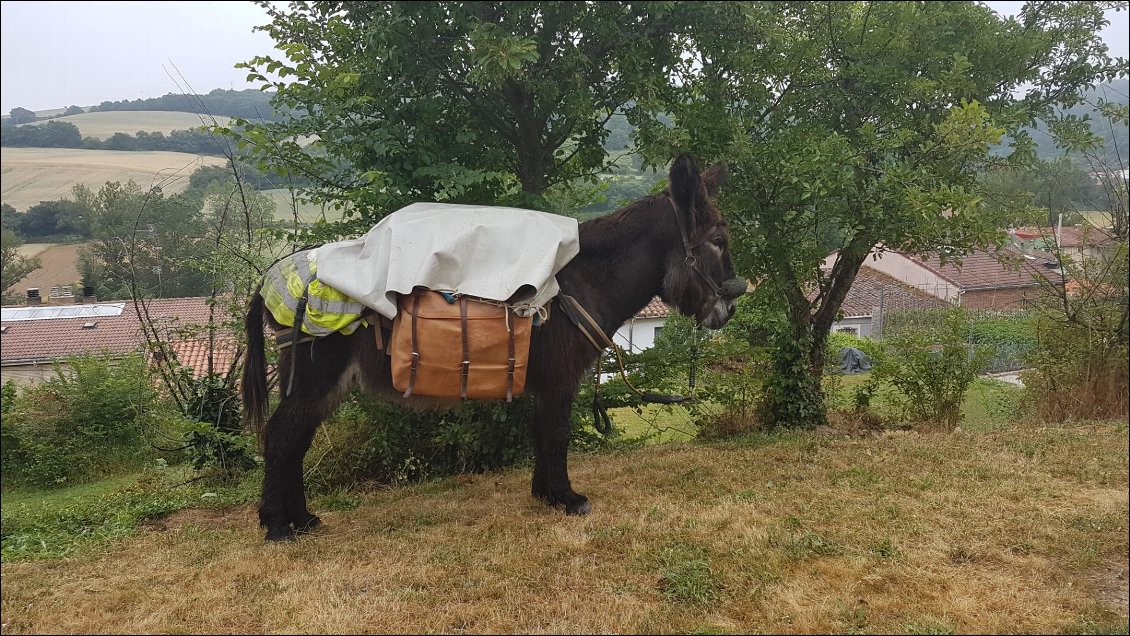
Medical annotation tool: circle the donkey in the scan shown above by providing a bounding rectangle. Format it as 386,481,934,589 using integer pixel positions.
243,154,741,541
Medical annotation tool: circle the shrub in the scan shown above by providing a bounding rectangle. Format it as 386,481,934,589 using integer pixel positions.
872,309,992,428
303,391,539,492
1,354,159,488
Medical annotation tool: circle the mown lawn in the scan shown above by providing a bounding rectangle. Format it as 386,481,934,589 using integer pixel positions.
2,413,1126,634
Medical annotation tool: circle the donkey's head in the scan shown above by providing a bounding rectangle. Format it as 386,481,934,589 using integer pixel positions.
660,155,743,329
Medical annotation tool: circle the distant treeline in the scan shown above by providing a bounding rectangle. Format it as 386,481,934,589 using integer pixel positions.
0,121,227,155
88,88,285,121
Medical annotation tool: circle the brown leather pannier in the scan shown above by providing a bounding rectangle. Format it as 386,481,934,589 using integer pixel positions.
391,289,532,400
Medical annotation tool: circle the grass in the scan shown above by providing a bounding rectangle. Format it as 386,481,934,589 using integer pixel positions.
1,147,226,211
20,111,232,140
609,402,698,444
0,473,141,511
1,416,1126,634
0,466,260,562
825,372,1024,432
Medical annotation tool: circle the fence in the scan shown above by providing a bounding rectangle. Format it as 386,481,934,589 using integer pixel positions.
873,291,1033,374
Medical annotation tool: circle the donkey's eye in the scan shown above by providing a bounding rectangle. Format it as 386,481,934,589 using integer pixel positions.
712,237,726,247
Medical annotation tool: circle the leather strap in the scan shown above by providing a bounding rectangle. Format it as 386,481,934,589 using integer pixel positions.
404,294,421,398
286,282,312,397
557,294,614,352
460,297,470,399
505,309,516,402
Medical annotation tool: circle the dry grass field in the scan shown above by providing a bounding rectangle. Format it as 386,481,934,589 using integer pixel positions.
1,147,226,211
3,242,88,295
20,111,231,140
2,419,1126,634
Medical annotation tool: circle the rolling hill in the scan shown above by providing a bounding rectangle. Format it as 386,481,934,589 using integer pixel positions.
1,147,226,210
20,111,232,140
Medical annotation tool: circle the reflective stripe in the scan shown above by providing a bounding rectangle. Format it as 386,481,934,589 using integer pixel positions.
307,293,366,316
260,249,368,337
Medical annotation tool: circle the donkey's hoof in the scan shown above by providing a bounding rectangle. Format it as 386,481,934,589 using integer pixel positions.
265,526,295,542
566,498,592,516
294,515,322,534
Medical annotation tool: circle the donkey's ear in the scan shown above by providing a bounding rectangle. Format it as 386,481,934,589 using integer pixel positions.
668,154,701,224
703,163,729,198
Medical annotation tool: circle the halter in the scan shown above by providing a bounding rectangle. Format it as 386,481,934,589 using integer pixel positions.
669,196,746,302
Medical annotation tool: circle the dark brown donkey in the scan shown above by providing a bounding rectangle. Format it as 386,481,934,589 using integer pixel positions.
242,154,741,541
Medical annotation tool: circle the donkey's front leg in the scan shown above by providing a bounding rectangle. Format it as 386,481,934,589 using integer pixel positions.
531,391,591,515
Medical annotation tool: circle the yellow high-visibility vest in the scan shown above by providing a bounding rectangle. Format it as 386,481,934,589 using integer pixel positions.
260,249,368,336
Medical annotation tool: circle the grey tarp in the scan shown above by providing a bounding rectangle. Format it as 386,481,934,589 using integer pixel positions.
314,202,580,320
839,347,872,374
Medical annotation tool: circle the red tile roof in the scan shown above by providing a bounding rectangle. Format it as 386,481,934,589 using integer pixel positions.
838,267,949,318
166,338,239,378
905,246,1063,291
636,296,671,319
1011,225,1116,248
1,297,227,365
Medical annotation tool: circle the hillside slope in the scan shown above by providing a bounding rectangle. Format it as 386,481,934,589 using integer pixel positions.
2,421,1125,634
1,147,225,210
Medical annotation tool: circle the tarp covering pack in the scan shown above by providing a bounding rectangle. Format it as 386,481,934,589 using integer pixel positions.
260,249,369,336
315,202,580,320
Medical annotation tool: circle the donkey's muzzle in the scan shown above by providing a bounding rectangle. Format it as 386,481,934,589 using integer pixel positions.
718,278,747,299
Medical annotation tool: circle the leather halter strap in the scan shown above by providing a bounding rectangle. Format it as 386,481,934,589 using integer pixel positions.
669,196,723,297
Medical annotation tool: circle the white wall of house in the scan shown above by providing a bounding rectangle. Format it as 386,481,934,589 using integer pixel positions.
831,316,873,338
612,316,666,353
838,249,961,303
1,361,59,385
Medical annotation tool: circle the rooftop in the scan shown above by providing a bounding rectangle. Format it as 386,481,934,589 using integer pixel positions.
837,267,950,318
1,297,228,371
907,245,1063,291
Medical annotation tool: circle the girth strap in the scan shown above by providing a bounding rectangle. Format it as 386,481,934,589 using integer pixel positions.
403,294,421,398
460,297,470,399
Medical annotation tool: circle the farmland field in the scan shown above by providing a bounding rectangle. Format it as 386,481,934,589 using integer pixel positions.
1,147,226,210
3,242,88,295
20,111,232,140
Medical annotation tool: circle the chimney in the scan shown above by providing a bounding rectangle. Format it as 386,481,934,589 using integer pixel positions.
26,288,42,306
83,285,97,304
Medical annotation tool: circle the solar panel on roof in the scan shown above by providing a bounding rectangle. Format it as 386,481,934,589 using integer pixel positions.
0,303,126,322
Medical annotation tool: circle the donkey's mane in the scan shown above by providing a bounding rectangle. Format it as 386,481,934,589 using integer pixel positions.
577,193,673,257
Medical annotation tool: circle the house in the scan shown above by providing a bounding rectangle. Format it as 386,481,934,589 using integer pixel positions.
1010,225,1117,263
612,296,670,353
843,244,1064,309
1,295,236,385
827,267,950,337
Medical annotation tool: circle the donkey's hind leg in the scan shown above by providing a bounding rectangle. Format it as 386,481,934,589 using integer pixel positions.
260,336,358,541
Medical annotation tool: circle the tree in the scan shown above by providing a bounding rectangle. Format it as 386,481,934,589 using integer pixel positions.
0,203,21,234
233,1,688,234
8,107,35,125
63,105,84,116
18,199,90,238
1,228,40,300
641,1,1126,427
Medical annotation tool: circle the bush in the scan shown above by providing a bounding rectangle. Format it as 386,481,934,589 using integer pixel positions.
303,391,539,492
872,309,992,428
1022,243,1128,422
1,354,160,488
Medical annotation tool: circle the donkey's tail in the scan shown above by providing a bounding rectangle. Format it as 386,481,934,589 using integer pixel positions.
242,286,269,448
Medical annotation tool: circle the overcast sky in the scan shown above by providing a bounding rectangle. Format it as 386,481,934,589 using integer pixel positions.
1,1,1127,114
